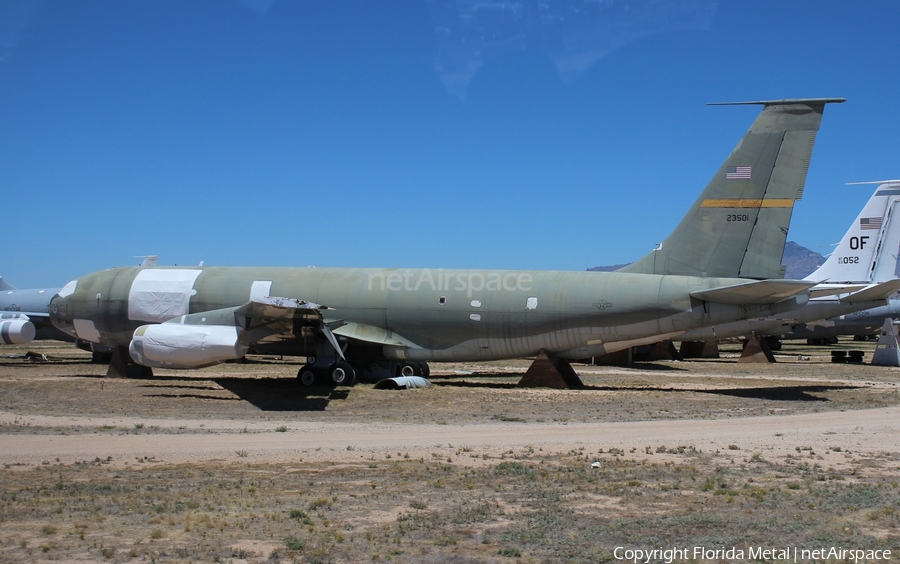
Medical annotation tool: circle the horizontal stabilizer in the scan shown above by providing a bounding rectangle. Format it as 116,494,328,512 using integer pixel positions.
808,283,868,299
839,279,900,304
708,98,847,107
691,279,815,305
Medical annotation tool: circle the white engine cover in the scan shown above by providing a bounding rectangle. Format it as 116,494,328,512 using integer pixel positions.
129,324,249,369
0,315,36,345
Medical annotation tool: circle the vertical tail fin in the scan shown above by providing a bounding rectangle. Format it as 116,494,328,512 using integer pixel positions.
808,181,900,283
619,98,844,279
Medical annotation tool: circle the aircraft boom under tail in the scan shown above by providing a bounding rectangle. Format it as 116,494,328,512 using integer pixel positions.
619,98,845,279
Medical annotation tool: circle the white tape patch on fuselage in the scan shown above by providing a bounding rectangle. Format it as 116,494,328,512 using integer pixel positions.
250,280,272,301
128,270,202,323
73,319,101,343
58,280,77,298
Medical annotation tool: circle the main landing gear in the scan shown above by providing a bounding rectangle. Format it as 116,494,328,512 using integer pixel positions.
297,359,358,387
297,359,432,386
398,361,430,377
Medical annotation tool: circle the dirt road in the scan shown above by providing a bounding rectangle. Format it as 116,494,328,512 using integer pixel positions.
2,405,899,469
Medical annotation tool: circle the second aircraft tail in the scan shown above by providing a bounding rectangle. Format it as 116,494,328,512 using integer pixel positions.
807,180,900,284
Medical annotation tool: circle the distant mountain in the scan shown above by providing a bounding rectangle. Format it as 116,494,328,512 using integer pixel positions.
781,241,826,279
588,241,826,279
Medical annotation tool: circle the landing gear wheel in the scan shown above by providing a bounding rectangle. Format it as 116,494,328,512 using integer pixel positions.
417,362,430,377
351,364,367,383
399,362,418,377
330,361,356,386
298,366,317,387
91,351,113,364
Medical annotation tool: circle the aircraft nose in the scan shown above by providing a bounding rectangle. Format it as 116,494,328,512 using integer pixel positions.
49,281,77,338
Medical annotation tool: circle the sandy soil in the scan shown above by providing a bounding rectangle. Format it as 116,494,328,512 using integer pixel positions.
2,340,899,470
2,405,900,470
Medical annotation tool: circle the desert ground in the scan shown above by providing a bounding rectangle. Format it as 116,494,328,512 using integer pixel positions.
1,339,899,563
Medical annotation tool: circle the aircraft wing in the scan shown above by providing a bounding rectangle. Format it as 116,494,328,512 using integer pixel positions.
839,279,900,304
690,279,816,305
0,310,50,318
158,296,420,360
234,296,328,322
332,321,422,348
234,297,420,350
235,296,346,359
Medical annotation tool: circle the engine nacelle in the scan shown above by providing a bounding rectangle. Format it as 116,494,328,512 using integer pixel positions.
129,324,249,369
0,314,36,345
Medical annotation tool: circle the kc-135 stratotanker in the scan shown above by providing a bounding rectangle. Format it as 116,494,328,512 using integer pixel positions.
53,99,898,385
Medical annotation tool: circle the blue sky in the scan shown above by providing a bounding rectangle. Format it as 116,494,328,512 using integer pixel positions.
2,0,898,288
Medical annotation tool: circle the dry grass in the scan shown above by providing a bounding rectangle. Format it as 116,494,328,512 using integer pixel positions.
1,449,899,562
1,339,899,562
1,340,898,429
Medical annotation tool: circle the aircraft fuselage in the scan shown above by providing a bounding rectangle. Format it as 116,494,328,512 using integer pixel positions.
50,266,806,362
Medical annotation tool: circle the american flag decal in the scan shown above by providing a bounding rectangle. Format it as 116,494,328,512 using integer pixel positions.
726,165,752,179
860,217,883,230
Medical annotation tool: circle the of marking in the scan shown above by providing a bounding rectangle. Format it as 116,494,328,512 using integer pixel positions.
700,199,795,208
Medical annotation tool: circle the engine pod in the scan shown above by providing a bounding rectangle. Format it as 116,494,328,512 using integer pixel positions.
0,316,36,345
129,324,249,369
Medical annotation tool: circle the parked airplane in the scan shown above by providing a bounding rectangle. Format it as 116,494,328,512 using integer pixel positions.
48,98,847,384
784,181,900,344
677,180,900,345
784,300,900,345
0,278,70,344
